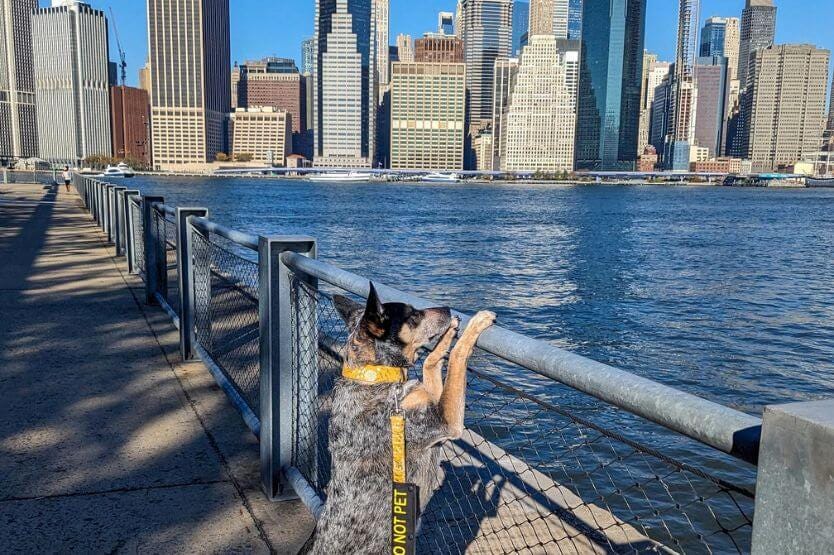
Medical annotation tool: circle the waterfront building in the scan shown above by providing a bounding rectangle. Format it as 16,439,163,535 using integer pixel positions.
375,0,389,86
147,0,231,170
231,64,240,109
389,62,465,170
663,0,700,170
472,129,493,171
691,157,744,174
491,57,519,170
438,11,455,35
699,17,725,58
502,35,577,172
302,37,315,75
638,53,670,154
0,0,38,160
636,145,658,172
230,107,291,166
738,44,830,172
396,34,414,63
824,77,834,150
461,0,513,130
110,86,151,165
648,73,671,155
575,0,646,170
235,58,304,150
693,56,728,159
313,0,377,168
415,36,464,63
511,1,529,56
32,0,111,163
738,0,776,88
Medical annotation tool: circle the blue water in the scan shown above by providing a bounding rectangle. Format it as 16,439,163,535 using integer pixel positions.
131,176,834,415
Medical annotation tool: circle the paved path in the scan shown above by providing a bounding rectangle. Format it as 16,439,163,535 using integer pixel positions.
0,183,314,552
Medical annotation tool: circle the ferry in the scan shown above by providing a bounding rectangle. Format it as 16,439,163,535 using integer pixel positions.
116,162,136,177
97,166,128,178
422,172,462,183
310,171,374,182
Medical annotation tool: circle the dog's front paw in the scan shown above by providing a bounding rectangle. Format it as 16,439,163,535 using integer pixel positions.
465,311,496,335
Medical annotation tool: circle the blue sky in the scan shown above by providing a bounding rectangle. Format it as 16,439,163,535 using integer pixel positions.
57,0,834,88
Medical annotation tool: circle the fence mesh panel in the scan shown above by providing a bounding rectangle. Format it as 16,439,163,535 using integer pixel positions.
288,275,755,555
130,199,145,280
192,231,261,414
153,209,180,316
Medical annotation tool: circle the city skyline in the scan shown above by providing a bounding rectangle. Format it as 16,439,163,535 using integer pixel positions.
54,0,834,91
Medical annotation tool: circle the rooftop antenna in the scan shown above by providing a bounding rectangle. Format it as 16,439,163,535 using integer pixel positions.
109,6,127,86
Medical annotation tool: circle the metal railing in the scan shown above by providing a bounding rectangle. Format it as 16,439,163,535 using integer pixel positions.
70,174,833,554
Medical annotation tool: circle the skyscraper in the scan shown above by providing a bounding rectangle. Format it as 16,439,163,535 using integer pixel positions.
396,34,414,63
567,0,582,40
575,0,646,170
638,53,670,153
0,0,38,160
314,0,377,168
461,0,513,129
700,17,726,58
511,1,529,56
110,85,151,165
724,17,740,81
147,0,231,169
693,56,728,158
664,0,700,170
375,0,389,85
302,37,315,75
491,57,519,170
389,61,466,170
738,0,776,88
738,44,829,172
438,11,455,35
502,35,577,172
415,36,464,63
32,0,111,163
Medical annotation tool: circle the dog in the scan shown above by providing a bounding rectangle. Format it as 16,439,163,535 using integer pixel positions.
308,283,496,554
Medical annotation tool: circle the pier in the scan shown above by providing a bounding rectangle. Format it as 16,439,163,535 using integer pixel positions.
1,176,832,553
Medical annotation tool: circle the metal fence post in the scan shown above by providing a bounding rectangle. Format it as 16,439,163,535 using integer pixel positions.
177,208,208,360
104,185,114,242
258,235,317,501
123,191,140,272
112,187,127,255
142,195,164,304
751,399,834,553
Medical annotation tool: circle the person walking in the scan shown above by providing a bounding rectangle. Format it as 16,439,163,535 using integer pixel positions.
62,166,71,192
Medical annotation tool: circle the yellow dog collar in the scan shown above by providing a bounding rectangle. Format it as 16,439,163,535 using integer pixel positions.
342,365,406,384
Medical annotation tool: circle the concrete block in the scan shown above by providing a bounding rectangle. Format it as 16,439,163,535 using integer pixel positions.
751,399,834,554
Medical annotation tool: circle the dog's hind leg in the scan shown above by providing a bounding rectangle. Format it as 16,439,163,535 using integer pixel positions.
440,311,496,439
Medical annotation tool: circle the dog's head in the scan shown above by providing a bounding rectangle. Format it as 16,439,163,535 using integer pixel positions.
333,283,453,369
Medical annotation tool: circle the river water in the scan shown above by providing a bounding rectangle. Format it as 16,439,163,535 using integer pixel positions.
131,176,834,481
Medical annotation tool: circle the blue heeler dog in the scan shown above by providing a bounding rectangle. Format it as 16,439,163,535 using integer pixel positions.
308,283,496,553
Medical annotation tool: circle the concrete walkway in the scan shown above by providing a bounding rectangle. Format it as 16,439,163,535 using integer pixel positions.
0,183,314,552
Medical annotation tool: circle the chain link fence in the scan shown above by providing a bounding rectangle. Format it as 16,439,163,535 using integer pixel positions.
192,231,261,414
152,208,180,316
287,274,755,554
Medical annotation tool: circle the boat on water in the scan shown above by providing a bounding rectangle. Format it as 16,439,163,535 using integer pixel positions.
310,171,374,182
421,172,462,183
96,166,128,178
116,162,135,177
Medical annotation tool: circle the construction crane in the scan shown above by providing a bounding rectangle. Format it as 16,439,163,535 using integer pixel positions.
109,7,127,86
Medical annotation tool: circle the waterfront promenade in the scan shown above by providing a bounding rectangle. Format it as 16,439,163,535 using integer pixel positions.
0,183,314,552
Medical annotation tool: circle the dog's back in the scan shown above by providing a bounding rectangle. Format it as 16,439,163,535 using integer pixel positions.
309,379,445,554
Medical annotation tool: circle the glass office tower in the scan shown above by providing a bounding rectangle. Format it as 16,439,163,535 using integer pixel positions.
700,16,726,58
575,0,646,170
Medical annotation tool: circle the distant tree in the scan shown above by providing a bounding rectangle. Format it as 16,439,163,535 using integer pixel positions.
234,152,254,162
215,152,229,162
83,154,116,169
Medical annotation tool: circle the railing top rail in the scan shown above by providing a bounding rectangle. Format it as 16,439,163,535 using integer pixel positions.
151,202,176,218
281,251,762,465
190,216,259,252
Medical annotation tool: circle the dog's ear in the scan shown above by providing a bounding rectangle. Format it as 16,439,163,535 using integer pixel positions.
333,294,363,324
360,282,388,338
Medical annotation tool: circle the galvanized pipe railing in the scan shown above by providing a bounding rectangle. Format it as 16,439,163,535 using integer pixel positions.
280,251,763,465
